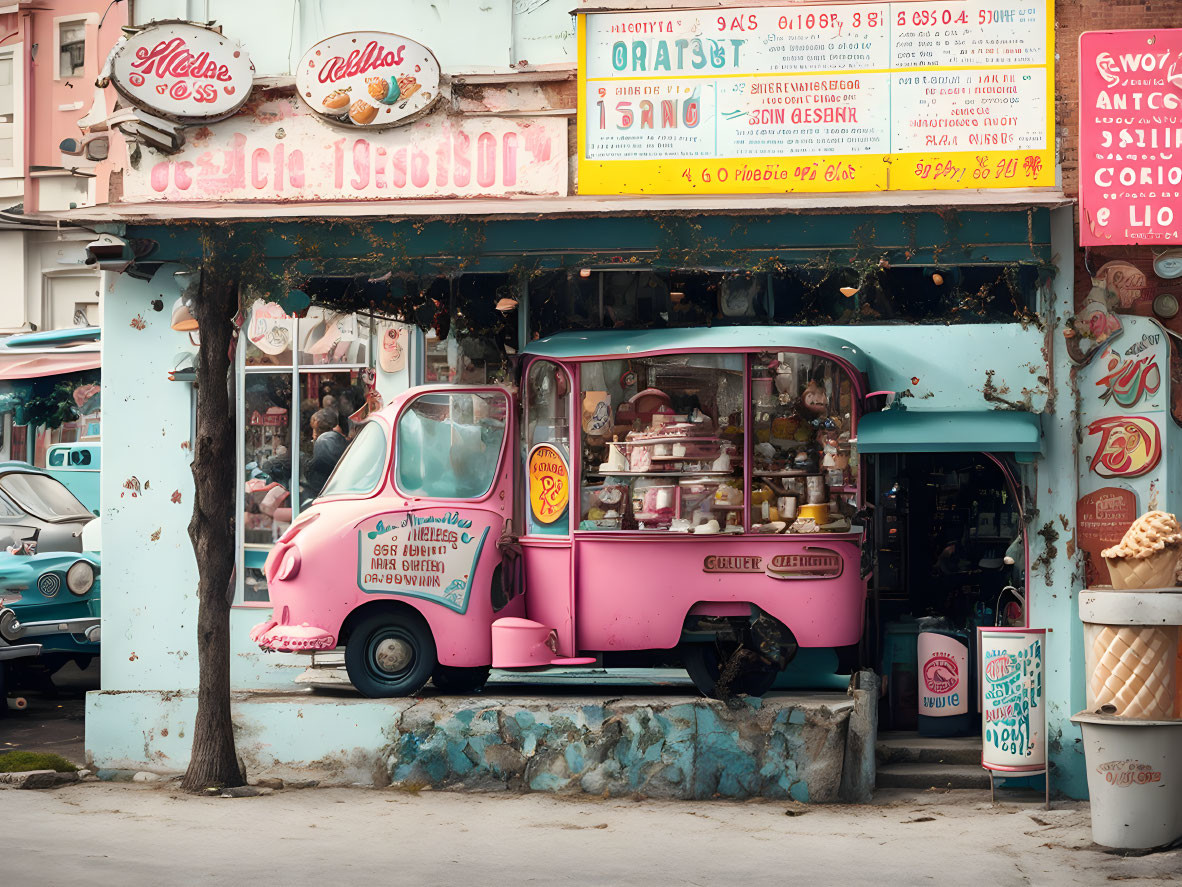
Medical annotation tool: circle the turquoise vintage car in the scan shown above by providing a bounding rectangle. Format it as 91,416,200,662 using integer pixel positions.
0,551,101,654
0,464,100,684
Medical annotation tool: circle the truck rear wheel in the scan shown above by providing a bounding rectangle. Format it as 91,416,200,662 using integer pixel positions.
682,641,781,699
432,665,490,694
345,610,437,698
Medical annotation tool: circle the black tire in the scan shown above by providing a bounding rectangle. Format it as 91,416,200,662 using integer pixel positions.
345,610,437,698
682,642,781,699
432,665,491,694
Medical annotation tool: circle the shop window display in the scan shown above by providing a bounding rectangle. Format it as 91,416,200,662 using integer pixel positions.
578,354,745,533
240,298,376,604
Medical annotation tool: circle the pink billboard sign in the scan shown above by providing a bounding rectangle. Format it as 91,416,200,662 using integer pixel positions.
121,97,568,202
1079,30,1182,245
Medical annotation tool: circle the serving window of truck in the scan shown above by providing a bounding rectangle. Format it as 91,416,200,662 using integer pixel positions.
253,328,869,700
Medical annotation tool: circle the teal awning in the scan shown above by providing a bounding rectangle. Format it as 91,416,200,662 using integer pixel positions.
856,410,1042,455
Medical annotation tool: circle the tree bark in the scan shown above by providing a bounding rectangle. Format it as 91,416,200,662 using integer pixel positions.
180,255,244,792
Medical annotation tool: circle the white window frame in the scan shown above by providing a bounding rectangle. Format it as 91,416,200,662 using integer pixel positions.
0,44,24,179
41,268,100,330
53,14,97,81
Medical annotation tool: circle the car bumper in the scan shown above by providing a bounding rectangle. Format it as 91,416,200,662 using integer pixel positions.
0,642,42,662
0,607,101,643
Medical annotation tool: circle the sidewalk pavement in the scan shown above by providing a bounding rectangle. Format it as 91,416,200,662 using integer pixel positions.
2,782,1179,886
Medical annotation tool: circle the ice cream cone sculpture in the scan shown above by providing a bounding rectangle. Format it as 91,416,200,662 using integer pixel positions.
1089,625,1178,719
1101,510,1182,590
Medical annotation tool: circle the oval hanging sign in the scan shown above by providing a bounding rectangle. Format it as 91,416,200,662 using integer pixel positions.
296,31,441,129
108,21,255,122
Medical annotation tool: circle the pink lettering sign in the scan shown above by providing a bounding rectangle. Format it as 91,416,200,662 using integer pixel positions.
123,98,568,202
1079,30,1182,245
110,22,254,122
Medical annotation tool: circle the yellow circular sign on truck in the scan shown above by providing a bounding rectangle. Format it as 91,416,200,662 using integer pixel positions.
528,444,569,524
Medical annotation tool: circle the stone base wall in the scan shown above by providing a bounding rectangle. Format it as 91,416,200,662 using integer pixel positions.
87,687,875,802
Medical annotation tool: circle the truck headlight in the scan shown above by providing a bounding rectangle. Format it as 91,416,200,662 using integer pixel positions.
66,561,95,595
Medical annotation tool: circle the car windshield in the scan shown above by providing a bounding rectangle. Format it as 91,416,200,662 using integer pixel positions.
0,472,93,522
318,421,389,499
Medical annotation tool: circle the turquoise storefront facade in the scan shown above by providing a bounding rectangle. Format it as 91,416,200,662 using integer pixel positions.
81,198,1095,797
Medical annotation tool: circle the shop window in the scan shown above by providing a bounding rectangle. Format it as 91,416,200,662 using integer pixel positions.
749,352,859,531
421,274,517,384
529,267,1040,337
240,299,375,604
578,354,745,533
298,308,370,365
57,21,86,78
395,391,507,500
525,360,571,534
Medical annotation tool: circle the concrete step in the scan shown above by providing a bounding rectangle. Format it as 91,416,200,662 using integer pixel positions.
876,763,991,790
876,732,982,766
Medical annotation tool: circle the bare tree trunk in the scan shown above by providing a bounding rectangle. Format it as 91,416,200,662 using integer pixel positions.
180,256,243,792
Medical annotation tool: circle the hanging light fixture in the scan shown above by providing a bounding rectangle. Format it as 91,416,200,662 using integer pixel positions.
170,297,198,331
171,267,200,331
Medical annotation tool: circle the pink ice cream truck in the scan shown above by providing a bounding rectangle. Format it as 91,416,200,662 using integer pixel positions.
252,328,869,697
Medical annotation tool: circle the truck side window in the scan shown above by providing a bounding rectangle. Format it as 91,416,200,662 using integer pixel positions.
524,361,571,534
396,391,507,500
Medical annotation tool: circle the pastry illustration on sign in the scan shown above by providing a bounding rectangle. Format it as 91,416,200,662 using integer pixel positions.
297,32,441,130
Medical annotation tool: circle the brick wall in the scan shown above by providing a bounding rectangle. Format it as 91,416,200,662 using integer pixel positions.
1057,2,1182,314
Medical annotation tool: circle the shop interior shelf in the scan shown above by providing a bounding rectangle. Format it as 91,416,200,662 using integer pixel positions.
650,455,726,462
595,470,738,477
614,436,725,446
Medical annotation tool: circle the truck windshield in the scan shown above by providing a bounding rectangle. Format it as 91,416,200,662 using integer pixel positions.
396,391,508,499
0,472,93,522
318,422,389,499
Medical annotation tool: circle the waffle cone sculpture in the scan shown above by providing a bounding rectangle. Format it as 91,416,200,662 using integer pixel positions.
1089,625,1178,718
1101,510,1182,590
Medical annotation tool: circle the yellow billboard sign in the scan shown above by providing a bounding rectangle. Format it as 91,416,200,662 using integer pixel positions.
577,2,1055,194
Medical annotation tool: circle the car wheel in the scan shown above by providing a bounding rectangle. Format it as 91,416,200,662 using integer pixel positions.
345,610,436,699
432,665,491,694
682,641,781,699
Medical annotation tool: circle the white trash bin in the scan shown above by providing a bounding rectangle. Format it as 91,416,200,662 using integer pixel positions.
1071,711,1182,849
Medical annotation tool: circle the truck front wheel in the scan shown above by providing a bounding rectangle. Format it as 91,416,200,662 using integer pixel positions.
345,610,437,698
